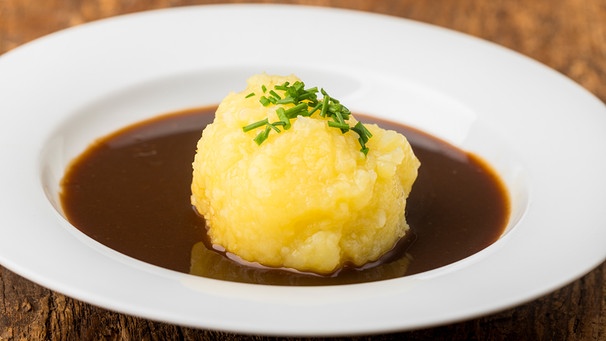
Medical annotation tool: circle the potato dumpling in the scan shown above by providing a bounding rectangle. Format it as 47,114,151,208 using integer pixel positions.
191,74,420,274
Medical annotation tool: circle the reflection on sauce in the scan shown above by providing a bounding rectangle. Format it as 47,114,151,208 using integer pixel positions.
60,107,509,285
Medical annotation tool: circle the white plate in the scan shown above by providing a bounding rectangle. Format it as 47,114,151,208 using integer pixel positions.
1,4,605,336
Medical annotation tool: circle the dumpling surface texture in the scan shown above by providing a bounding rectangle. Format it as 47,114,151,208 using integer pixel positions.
191,74,420,274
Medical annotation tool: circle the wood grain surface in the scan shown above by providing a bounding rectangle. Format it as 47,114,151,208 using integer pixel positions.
1,1,605,340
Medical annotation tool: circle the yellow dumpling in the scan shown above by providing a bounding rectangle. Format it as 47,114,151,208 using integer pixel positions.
191,74,420,274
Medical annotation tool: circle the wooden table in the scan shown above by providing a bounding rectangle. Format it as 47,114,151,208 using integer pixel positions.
1,1,604,340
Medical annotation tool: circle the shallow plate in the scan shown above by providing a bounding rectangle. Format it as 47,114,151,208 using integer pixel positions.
1,4,605,336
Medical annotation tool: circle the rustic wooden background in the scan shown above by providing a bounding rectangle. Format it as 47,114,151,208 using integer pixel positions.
1,0,605,340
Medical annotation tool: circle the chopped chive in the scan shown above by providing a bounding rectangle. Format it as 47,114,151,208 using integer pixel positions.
328,121,350,131
259,96,271,106
284,102,308,118
268,123,282,133
274,82,290,90
276,108,291,130
269,90,281,100
243,80,373,154
307,102,322,116
353,121,373,140
253,125,271,145
243,118,269,132
334,110,345,124
276,97,296,104
320,96,329,117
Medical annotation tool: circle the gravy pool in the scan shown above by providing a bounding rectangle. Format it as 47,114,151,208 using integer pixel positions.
60,107,509,285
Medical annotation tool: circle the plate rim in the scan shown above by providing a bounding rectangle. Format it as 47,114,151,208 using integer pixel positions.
0,4,605,336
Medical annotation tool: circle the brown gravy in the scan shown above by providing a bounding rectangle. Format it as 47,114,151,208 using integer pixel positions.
60,107,510,285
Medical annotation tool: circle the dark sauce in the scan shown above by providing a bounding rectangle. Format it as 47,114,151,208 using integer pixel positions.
60,107,510,285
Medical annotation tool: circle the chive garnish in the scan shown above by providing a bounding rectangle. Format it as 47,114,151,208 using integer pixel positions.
243,80,373,155
276,108,291,130
328,121,350,131
259,96,271,106
242,118,269,132
269,90,281,100
253,125,271,145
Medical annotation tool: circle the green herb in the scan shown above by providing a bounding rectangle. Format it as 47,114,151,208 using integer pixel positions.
242,118,269,132
259,96,271,106
242,80,372,155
